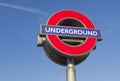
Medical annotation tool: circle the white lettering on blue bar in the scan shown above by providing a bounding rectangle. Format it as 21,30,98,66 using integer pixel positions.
41,25,101,39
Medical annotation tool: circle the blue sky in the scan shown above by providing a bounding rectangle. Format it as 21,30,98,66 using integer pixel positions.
0,0,120,81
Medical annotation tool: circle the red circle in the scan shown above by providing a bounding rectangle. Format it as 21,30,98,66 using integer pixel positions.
46,10,97,56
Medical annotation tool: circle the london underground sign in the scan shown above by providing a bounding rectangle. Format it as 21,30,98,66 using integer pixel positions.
46,10,101,56
38,10,102,66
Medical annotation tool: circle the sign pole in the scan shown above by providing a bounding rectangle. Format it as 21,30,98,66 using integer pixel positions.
66,57,76,81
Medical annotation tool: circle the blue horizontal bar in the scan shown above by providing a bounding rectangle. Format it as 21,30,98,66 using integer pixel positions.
40,25,102,39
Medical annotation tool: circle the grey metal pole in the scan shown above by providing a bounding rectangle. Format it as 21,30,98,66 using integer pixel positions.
66,57,76,81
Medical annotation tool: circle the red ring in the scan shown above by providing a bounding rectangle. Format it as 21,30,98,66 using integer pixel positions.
47,10,97,56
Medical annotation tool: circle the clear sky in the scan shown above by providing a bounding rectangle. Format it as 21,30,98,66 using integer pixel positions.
0,0,120,81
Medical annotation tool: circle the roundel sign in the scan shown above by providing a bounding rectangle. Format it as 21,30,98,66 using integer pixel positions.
40,10,102,57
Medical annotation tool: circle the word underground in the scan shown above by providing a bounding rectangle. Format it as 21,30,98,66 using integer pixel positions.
41,25,101,38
